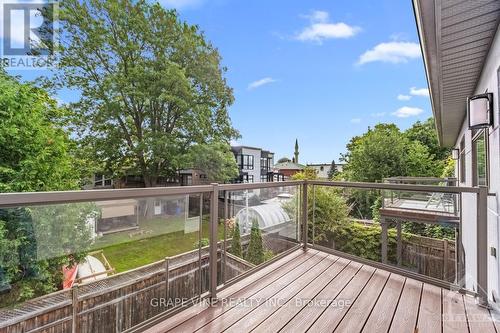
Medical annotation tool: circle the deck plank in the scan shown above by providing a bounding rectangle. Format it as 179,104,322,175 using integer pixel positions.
333,269,390,332
145,248,499,333
144,249,318,333
388,278,423,333
250,258,352,333
442,290,468,333
304,264,376,332
361,274,405,333
197,254,338,332
170,252,328,332
277,261,363,333
260,261,362,332
223,257,350,333
416,283,442,333
463,295,496,333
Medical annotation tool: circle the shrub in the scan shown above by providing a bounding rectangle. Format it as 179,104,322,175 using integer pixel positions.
229,222,242,258
246,220,264,265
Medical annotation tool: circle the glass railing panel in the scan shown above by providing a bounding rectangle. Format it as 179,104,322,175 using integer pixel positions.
0,193,211,332
310,185,466,287
221,185,300,284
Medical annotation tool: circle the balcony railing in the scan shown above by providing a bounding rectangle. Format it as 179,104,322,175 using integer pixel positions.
0,179,488,332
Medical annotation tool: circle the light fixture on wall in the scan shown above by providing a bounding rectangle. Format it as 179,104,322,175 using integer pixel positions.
451,148,459,160
468,93,494,129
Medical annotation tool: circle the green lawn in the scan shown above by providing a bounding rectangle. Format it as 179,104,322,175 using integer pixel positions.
97,218,225,273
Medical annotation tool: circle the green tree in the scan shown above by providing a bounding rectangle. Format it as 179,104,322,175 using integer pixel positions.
341,124,408,182
229,222,242,258
53,0,238,186
0,70,91,304
187,142,239,182
0,71,81,192
288,169,350,245
327,160,337,179
405,118,450,161
246,220,264,265
406,141,444,177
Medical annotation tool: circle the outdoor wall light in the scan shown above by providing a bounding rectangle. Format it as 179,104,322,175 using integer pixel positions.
468,93,494,129
451,148,459,160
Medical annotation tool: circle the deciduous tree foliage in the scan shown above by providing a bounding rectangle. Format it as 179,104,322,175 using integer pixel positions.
187,142,238,182
0,70,92,304
54,0,238,186
341,122,445,182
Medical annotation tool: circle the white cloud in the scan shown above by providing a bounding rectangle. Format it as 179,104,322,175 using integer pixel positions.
350,118,362,123
392,106,424,118
160,0,204,9
248,77,277,90
410,87,430,97
357,42,421,65
397,94,412,101
296,10,360,43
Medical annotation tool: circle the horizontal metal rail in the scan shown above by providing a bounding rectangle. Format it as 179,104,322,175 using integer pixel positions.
307,180,479,194
0,185,215,208
0,180,479,208
218,180,304,191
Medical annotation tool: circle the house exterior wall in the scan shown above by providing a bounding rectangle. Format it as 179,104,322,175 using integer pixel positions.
240,147,262,182
454,25,500,300
307,163,344,179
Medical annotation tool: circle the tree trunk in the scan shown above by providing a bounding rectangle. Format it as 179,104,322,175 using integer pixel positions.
143,175,158,218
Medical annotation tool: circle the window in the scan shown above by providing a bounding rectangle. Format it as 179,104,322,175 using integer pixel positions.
95,174,112,187
243,175,254,183
261,175,268,183
472,129,488,187
459,136,466,183
237,154,254,170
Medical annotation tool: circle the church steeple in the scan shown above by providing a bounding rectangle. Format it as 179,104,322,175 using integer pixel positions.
294,139,299,164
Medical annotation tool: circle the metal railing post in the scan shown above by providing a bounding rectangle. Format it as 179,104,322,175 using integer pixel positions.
302,181,308,249
164,257,170,304
477,186,488,306
209,183,219,300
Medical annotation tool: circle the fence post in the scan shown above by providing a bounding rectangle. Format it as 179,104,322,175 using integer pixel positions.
71,284,79,333
443,239,449,280
164,257,170,305
477,186,488,306
209,183,219,300
302,181,308,249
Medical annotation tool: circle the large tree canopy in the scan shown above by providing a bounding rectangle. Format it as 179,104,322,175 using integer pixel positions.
405,118,450,161
54,0,238,186
187,142,239,182
0,70,81,192
341,122,445,182
0,70,91,305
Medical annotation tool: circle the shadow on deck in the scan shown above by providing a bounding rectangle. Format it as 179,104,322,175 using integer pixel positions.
143,248,499,333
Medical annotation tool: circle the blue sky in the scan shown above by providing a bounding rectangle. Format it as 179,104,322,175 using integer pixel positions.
162,0,432,164
5,0,432,164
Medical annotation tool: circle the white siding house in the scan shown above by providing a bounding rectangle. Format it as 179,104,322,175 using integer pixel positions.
414,0,500,303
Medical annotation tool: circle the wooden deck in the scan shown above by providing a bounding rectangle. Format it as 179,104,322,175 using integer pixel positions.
144,249,499,333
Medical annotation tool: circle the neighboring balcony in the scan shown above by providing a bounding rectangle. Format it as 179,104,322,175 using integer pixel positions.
0,179,495,332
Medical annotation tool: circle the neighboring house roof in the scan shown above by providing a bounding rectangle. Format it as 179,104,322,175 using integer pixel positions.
273,161,305,170
413,0,500,146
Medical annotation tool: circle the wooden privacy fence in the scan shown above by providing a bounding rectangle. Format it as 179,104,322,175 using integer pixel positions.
401,235,456,283
0,250,252,333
